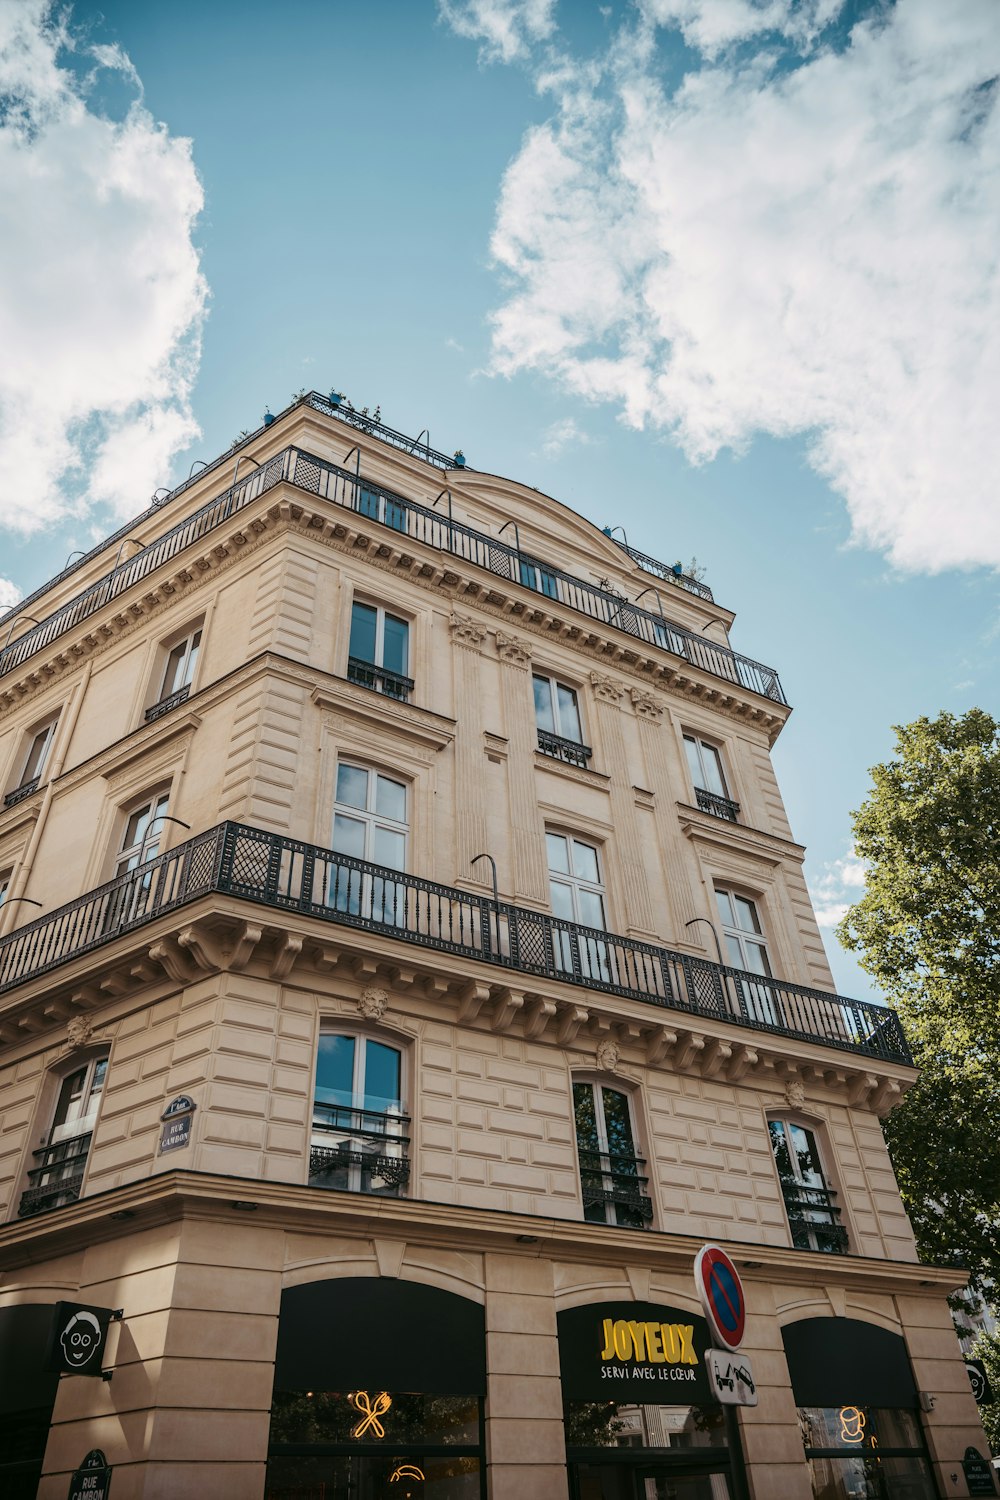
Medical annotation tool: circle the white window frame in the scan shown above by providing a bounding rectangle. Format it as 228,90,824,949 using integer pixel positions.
533,673,584,745
348,600,409,673
547,832,612,982
573,1079,648,1229
20,1052,109,1217
716,887,778,1025
158,625,202,702
767,1115,847,1253
0,869,10,909
115,791,171,876
311,1030,408,1196
683,734,730,798
329,763,409,923
14,717,58,791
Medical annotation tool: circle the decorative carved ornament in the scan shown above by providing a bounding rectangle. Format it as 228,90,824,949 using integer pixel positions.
630,686,665,720
495,630,532,667
596,1038,621,1073
784,1079,805,1111
64,1016,94,1052
449,612,487,647
358,987,389,1021
590,671,624,703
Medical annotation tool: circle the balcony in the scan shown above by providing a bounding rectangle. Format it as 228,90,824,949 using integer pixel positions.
579,1149,654,1227
18,1131,92,1217
0,444,786,707
144,684,191,723
780,1182,849,1254
537,729,593,768
0,823,912,1066
346,656,414,702
3,777,40,810
694,788,740,822
309,1102,411,1194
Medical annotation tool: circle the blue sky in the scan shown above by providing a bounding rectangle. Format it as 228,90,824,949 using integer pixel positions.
1,0,998,1003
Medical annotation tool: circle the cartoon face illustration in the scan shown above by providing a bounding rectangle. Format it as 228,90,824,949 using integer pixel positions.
60,1310,103,1369
968,1363,987,1403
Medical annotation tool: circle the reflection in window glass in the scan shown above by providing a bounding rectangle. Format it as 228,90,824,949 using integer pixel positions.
564,1401,726,1450
797,1407,937,1500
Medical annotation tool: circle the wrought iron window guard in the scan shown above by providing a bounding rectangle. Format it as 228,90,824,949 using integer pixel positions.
780,1182,849,1254
18,1131,93,1218
694,788,740,822
578,1148,654,1224
0,444,786,706
144,684,191,723
0,822,912,1066
309,1103,411,1191
346,657,414,702
537,730,593,768
3,777,40,809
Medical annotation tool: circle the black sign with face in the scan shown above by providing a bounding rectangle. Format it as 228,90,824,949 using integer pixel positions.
558,1302,712,1404
967,1359,995,1406
45,1302,112,1377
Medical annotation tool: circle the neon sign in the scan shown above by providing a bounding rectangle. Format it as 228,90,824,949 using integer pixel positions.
839,1406,866,1444
351,1390,392,1438
391,1466,425,1483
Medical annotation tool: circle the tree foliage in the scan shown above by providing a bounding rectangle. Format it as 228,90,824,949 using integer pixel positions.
969,1328,1000,1453
838,709,1000,1298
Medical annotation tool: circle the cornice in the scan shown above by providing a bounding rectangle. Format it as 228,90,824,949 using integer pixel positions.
311,679,456,751
677,802,808,864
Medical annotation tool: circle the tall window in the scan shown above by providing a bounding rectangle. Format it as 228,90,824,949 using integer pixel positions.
5,717,58,806
533,674,590,767
19,1055,108,1218
148,627,201,720
0,870,10,910
547,833,611,982
769,1119,848,1254
683,734,738,821
573,1082,651,1229
716,888,777,1024
329,763,407,922
347,601,412,701
310,1033,409,1196
115,792,170,874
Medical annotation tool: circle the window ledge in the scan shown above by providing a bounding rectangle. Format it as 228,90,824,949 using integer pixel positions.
313,679,455,752
533,749,610,790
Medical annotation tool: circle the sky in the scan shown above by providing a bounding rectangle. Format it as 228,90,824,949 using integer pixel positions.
1,0,998,1004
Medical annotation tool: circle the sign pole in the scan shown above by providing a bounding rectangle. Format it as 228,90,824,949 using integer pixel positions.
723,1406,752,1500
693,1245,754,1500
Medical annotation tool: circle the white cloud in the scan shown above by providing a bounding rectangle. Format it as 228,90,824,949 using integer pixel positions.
0,578,22,613
541,415,595,456
0,2,207,536
437,0,556,64
808,851,867,929
447,0,1000,574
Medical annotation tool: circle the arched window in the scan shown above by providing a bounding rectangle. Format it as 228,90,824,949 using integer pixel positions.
768,1117,847,1254
573,1080,651,1229
19,1053,108,1219
309,1033,409,1198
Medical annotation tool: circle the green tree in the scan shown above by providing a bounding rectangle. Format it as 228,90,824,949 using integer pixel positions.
969,1329,1000,1453
838,709,1000,1299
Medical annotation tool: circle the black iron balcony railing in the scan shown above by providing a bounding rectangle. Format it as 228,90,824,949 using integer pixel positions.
579,1149,654,1226
694,788,740,822
144,684,191,723
18,1131,93,1217
346,656,414,702
780,1182,849,1255
309,1102,411,1192
607,536,714,602
537,729,593,768
0,823,911,1065
3,777,40,809
0,445,786,706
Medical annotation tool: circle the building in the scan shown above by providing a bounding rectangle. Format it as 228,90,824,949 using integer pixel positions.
0,392,990,1499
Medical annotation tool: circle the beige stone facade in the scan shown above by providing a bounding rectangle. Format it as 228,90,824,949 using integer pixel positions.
0,395,989,1498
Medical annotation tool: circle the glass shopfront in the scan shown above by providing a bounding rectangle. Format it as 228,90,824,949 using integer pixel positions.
783,1320,939,1500
265,1280,486,1500
559,1302,736,1500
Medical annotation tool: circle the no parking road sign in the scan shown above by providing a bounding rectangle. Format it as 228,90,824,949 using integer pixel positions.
694,1244,747,1352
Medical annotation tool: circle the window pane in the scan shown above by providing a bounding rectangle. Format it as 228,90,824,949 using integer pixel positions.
382,614,408,675
546,832,570,874
600,1088,636,1158
349,602,377,663
769,1120,794,1183
163,641,187,695
549,878,575,920
724,933,744,966
744,940,771,976
533,675,555,733
519,560,536,590
789,1123,823,1186
374,775,406,823
715,889,734,926
556,683,582,742
573,1082,600,1152
315,1035,355,1107
703,744,727,798
332,814,366,859
577,889,605,930
684,735,703,790
373,826,405,870
363,1041,401,1112
571,840,599,884
734,895,761,933
539,568,559,599
336,764,368,810
52,1068,86,1130
357,486,380,520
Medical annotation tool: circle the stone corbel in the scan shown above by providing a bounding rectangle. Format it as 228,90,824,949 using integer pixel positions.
870,1078,903,1116
177,924,228,974
148,937,199,984
270,933,304,981
646,1027,678,1066
727,1045,758,1082
673,1030,706,1072
523,997,556,1040
458,981,493,1024
700,1037,733,1079
847,1072,878,1109
98,970,132,998
491,989,524,1033
557,1005,589,1047
422,974,451,1002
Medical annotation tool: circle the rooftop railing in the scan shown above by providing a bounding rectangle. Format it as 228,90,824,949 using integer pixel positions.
607,537,714,602
0,822,910,1065
0,448,786,706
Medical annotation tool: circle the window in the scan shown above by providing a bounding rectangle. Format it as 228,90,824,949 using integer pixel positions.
519,557,559,599
573,1081,651,1228
147,626,201,721
329,763,407,923
533,674,590,766
684,734,739,821
347,601,412,701
769,1119,848,1254
0,870,9,910
356,481,408,534
19,1054,108,1218
105,790,170,930
798,1406,936,1496
547,832,612,982
715,888,778,1024
309,1033,409,1195
4,717,57,807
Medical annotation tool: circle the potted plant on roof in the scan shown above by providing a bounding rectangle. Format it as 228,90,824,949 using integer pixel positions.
453,450,466,468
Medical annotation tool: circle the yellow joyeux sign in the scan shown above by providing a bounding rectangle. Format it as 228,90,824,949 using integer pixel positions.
600,1317,698,1365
